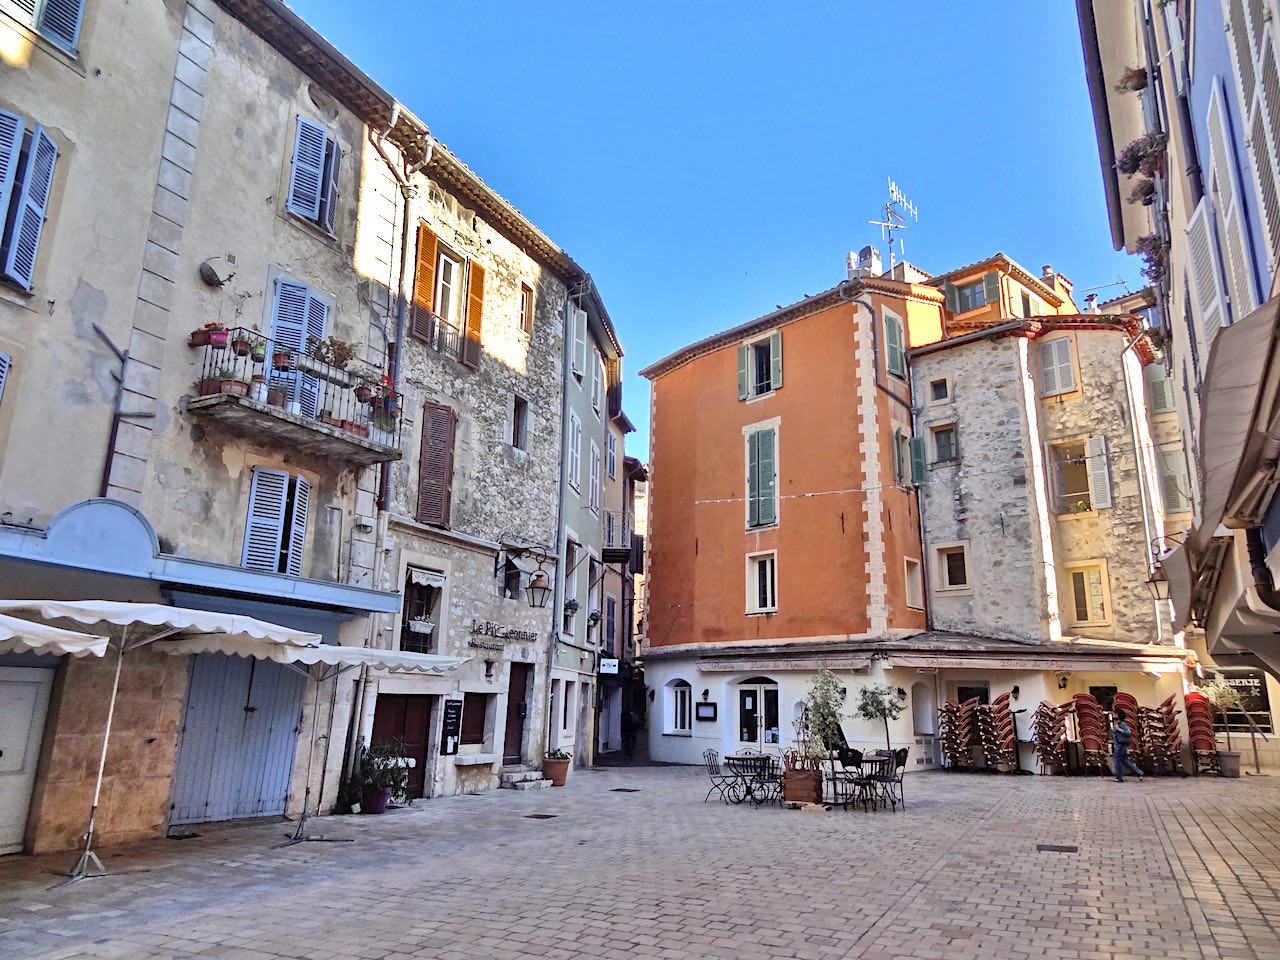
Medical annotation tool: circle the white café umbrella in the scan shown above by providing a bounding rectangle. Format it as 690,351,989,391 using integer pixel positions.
0,599,320,883
0,612,109,657
155,638,467,844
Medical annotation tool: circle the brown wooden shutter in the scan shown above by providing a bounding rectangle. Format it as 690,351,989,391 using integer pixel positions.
415,401,457,527
410,222,438,343
461,261,485,368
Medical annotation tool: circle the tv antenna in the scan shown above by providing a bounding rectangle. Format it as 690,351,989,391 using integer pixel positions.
868,178,919,269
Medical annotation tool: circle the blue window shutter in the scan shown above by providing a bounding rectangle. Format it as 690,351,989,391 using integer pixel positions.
284,475,311,577
2,126,58,291
270,278,324,418
37,0,85,52
271,278,309,350
757,428,776,525
320,142,341,235
0,350,10,407
286,117,327,221
0,111,25,242
737,345,749,400
242,466,290,571
747,430,760,526
769,331,783,390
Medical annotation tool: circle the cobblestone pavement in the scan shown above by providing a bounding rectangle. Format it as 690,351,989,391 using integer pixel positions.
3,767,1280,960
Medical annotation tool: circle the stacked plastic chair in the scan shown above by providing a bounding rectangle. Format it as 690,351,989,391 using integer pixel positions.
1185,690,1220,775
1032,699,1069,773
938,698,979,770
976,693,1017,771
1073,693,1109,774
1137,694,1184,775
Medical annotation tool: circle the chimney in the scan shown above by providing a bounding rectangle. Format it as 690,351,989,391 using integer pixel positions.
1041,264,1054,278
1084,293,1100,314
848,245,882,279
846,251,858,281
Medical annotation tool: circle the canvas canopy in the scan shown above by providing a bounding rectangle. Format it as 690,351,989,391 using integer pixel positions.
0,612,107,657
155,635,466,674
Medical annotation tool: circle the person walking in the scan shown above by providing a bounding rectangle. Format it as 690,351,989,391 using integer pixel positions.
1111,710,1145,782
621,707,639,760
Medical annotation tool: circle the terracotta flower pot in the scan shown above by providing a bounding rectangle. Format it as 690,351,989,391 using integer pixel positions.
543,757,571,787
360,786,392,814
267,388,287,408
354,385,373,403
342,419,369,438
320,414,342,428
220,379,249,397
198,377,221,396
231,337,253,357
188,329,211,348
272,351,294,371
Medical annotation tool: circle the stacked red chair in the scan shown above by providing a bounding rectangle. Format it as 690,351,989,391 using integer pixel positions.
1073,693,1109,774
938,698,979,770
1136,694,1184,775
1185,691,1220,775
1112,692,1144,767
975,693,1017,771
1032,699,1069,774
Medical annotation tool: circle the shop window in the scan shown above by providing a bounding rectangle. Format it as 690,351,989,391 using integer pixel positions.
460,692,490,745
401,567,444,653
955,685,989,705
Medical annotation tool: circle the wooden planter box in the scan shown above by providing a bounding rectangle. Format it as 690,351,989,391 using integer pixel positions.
781,770,822,804
342,419,368,438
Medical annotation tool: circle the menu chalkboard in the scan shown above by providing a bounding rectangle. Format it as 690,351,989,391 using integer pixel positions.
441,699,463,755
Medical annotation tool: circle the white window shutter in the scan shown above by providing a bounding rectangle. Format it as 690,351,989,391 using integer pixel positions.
591,352,602,411
1085,436,1112,509
286,117,328,220
1160,450,1191,513
284,475,311,577
37,0,84,52
1186,198,1228,346
0,111,24,240
242,467,290,571
570,306,587,376
1208,79,1258,319
589,442,600,511
0,350,10,407
569,412,581,488
2,126,58,291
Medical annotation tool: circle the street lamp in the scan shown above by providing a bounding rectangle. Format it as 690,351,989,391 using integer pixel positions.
525,570,552,609
1144,560,1170,602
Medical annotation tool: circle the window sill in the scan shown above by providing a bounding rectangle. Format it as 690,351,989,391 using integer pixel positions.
454,753,497,766
1041,390,1081,402
745,523,779,534
1069,621,1112,631
745,389,777,404
0,279,36,311
746,609,777,617
663,731,693,738
930,459,959,469
906,603,925,611
935,586,973,596
1056,510,1098,521
284,210,339,246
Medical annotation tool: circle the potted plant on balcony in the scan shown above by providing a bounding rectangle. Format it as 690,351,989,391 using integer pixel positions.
358,738,409,814
217,366,250,397
249,373,268,403
189,321,228,349
342,418,369,438
1128,177,1156,206
564,599,580,619
299,335,357,384
543,747,572,787
783,670,844,804
272,348,295,371
369,409,397,446
318,408,342,429
587,610,602,629
231,330,255,357
1116,133,1167,178
1114,65,1148,93
267,383,288,408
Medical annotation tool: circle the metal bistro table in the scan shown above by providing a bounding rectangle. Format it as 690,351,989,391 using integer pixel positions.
724,752,781,806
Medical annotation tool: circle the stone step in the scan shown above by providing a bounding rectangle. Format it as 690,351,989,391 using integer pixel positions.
510,779,553,790
500,770,546,785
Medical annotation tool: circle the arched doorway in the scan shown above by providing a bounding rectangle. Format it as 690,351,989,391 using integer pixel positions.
736,676,780,751
911,680,936,735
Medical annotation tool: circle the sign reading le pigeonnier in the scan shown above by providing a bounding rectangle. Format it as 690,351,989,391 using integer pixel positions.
468,619,539,649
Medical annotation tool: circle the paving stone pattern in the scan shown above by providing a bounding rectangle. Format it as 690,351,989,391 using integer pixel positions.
2,768,1279,959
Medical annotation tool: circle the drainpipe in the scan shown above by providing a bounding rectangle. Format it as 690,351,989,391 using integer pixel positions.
343,107,431,786
1121,331,1162,642
1246,527,1280,611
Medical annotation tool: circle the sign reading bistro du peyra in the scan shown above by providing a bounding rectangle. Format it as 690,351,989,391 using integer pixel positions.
467,619,538,651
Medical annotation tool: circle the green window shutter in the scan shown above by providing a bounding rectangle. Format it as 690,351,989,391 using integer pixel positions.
944,282,958,312
737,345,749,400
747,429,760,525
983,272,1000,308
1145,363,1175,414
769,331,783,390
757,428,776,525
885,316,905,378
909,436,926,485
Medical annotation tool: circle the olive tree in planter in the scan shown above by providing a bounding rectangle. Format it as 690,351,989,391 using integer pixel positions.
782,669,845,804
1201,678,1257,777
358,738,409,813
856,682,906,753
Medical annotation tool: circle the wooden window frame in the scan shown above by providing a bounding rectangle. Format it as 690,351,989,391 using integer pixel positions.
1064,561,1112,627
934,542,971,594
746,550,778,614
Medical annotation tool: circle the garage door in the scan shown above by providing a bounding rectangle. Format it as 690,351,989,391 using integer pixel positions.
170,654,304,825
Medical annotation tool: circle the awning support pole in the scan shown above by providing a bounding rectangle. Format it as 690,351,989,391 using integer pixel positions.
279,664,353,846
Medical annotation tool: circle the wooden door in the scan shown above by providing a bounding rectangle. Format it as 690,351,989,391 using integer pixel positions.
503,663,531,765
372,694,432,799
0,667,53,854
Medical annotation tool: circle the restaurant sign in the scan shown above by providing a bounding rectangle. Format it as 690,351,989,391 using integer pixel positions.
468,619,539,645
888,655,1185,673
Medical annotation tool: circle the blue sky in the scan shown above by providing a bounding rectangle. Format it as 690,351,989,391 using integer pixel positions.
291,0,1136,457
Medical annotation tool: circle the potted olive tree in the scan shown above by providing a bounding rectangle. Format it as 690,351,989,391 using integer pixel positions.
856,682,906,753
783,670,844,804
1201,678,1247,778
359,738,408,813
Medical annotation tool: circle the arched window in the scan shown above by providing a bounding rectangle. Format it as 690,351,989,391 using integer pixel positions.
667,680,692,734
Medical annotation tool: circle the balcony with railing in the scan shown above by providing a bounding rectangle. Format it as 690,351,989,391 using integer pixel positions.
603,510,632,564
186,326,403,466
409,306,463,361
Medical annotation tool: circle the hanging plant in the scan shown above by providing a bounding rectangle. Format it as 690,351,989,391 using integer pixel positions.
1127,177,1157,205
1114,66,1148,93
1116,133,1167,177
1135,233,1169,284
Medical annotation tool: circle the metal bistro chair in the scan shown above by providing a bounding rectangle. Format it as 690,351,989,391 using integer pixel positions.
702,749,736,804
873,748,910,812
828,747,868,810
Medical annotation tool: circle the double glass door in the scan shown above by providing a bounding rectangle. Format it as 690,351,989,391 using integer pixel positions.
738,679,780,751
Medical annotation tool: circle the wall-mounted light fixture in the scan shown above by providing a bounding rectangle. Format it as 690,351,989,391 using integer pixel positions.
896,687,907,700
1011,685,1020,701
701,689,709,702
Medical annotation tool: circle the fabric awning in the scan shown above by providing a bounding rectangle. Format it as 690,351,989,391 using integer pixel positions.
0,599,320,646
1164,544,1194,633
0,612,107,657
1189,299,1280,555
887,654,1185,673
409,569,446,588
155,636,466,674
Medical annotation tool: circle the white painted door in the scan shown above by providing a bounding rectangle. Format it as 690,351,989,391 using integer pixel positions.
736,683,780,752
0,666,54,855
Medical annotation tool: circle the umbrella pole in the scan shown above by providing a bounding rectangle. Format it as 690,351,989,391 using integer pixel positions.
57,637,125,884
279,666,350,846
